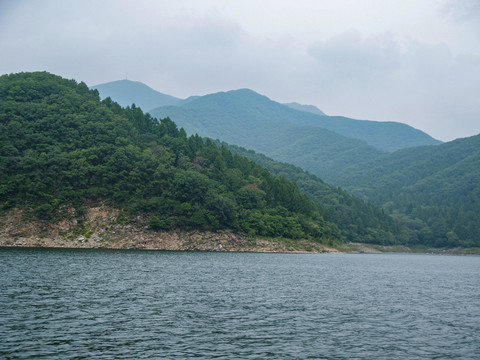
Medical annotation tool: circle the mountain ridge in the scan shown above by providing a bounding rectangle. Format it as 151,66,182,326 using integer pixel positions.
93,79,441,152
150,91,385,183
89,77,478,248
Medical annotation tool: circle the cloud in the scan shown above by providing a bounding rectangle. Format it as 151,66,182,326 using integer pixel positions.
442,0,480,22
307,31,403,80
303,31,480,140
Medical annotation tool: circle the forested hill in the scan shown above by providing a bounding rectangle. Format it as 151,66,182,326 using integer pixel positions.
150,89,385,183
0,72,404,244
336,136,480,247
222,143,406,244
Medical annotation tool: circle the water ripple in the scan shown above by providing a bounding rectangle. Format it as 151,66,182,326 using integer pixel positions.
1,249,479,359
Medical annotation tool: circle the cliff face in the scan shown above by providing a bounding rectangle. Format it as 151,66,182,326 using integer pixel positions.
0,206,338,253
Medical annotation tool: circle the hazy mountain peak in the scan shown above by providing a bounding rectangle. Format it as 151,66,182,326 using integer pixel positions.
284,102,326,116
181,88,273,109
91,79,183,111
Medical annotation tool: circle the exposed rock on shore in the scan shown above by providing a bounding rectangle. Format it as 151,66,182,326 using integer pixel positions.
0,206,338,253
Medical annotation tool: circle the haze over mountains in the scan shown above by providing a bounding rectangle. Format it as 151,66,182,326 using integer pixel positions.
92,80,441,153
336,134,480,246
92,79,184,110
284,102,326,116
149,89,386,183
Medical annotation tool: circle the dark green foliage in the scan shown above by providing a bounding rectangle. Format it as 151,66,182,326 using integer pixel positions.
224,143,406,245
336,137,480,247
0,71,336,241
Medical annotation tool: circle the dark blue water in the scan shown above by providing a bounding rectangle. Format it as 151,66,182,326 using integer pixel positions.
0,249,479,359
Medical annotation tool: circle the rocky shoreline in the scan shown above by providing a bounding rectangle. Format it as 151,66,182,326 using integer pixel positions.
1,206,478,254
0,206,340,253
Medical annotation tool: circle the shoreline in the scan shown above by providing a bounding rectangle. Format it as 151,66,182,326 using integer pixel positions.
1,206,478,255
1,238,478,256
0,232,342,254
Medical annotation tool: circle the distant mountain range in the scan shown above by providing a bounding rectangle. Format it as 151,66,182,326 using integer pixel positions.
149,89,386,183
92,80,441,153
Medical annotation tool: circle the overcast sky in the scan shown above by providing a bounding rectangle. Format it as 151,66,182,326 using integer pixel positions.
1,0,479,141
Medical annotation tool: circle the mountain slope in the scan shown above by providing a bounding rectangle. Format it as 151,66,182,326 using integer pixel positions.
337,135,480,247
286,115,441,151
221,143,406,244
91,79,182,111
151,90,384,183
151,88,440,152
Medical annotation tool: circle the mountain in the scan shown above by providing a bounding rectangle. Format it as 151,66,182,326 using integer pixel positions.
151,89,441,153
86,79,479,247
0,71,405,245
284,102,326,116
150,89,385,183
337,135,480,247
95,80,441,152
91,79,182,111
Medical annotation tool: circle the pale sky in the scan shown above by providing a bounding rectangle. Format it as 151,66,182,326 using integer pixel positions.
1,0,479,141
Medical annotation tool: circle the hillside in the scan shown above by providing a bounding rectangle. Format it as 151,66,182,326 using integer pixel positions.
0,71,404,245
91,79,182,111
286,114,441,152
150,89,386,183
222,143,406,244
337,136,480,247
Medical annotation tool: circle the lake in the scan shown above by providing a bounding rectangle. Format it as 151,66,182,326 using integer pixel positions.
0,248,479,359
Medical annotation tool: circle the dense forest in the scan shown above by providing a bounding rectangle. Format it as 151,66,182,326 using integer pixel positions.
145,86,478,248
336,138,480,247
0,71,404,245
229,142,480,248
223,143,406,245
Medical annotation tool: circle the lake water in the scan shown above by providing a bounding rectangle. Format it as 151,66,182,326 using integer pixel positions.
0,248,479,359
